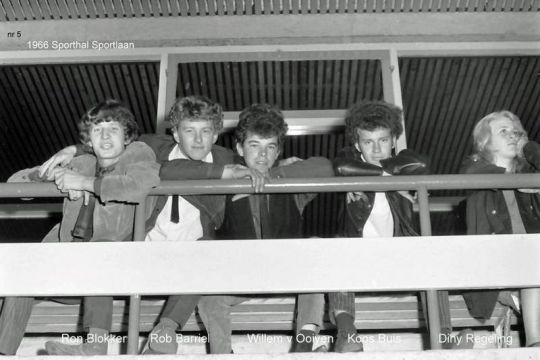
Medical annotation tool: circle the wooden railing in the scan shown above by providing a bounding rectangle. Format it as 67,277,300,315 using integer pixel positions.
1,174,540,354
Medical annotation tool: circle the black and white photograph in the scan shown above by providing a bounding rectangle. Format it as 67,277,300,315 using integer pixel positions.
0,1,539,358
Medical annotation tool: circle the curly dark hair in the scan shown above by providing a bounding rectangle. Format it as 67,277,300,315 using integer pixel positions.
78,99,138,146
235,104,288,146
345,101,403,144
167,95,223,132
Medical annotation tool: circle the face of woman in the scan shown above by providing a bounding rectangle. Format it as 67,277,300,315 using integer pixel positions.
488,117,524,164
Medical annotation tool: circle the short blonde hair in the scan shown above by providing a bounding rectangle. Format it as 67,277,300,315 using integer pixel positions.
472,110,526,167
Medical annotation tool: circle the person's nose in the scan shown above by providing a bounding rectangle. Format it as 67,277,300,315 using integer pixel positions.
373,142,381,153
101,128,110,139
194,131,203,143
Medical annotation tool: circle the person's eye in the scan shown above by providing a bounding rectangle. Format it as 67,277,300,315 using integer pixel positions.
381,138,389,143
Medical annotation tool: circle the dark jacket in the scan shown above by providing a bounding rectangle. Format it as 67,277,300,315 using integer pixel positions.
460,141,540,318
333,146,428,238
217,156,333,240
139,134,235,239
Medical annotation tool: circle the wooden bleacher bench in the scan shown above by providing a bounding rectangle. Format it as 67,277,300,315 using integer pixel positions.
23,293,518,334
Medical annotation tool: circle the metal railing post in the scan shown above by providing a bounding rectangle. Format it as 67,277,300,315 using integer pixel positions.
417,186,442,350
127,196,147,355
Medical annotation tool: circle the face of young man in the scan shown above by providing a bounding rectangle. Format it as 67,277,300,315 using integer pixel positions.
88,121,127,167
355,127,396,166
236,133,280,174
173,119,219,161
488,117,523,162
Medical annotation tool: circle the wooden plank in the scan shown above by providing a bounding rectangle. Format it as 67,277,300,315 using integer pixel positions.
222,62,235,107
291,61,298,109
328,0,337,13
256,61,266,104
2,234,540,296
337,59,349,110
216,0,225,14
136,63,156,132
239,62,251,106
71,0,88,18
139,0,152,16
274,61,282,108
254,0,262,14
8,0,25,19
282,61,290,109
273,0,281,13
265,61,275,105
0,70,38,166
42,66,76,143
243,0,252,14
282,0,290,13
167,0,179,15
1,0,16,20
214,62,228,108
18,0,35,20
204,62,218,104
45,0,62,19
229,62,242,108
103,0,116,17
94,0,107,17
155,55,176,133
189,0,199,15
27,66,68,147
347,0,360,14
331,59,341,108
380,49,406,150
119,0,131,15
310,0,318,12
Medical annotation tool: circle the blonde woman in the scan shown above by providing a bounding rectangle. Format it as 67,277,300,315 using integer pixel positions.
461,110,540,347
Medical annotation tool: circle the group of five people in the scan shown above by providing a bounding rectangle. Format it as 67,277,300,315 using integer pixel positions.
0,96,539,355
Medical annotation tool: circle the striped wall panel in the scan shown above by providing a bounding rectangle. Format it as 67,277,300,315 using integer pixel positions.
176,60,383,110
1,0,538,21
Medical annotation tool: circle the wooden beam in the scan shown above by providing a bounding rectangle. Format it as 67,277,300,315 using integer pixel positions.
1,234,539,296
0,41,539,66
156,54,179,134
1,12,539,52
381,48,407,151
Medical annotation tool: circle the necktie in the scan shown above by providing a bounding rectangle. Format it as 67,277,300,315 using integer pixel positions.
170,195,180,223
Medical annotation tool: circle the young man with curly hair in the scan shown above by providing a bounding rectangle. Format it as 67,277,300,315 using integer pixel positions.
195,104,334,354
0,100,160,356
330,100,432,352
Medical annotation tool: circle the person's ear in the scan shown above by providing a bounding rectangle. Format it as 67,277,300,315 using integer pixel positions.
212,132,218,144
172,127,180,144
392,136,397,149
236,142,244,157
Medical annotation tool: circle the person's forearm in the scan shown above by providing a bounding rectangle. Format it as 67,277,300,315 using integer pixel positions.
160,159,224,180
333,157,382,177
271,157,334,178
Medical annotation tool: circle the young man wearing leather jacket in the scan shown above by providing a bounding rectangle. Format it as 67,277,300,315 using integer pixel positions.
329,101,431,352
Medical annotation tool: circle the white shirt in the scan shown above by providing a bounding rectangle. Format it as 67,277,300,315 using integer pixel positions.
145,146,213,242
357,156,394,238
